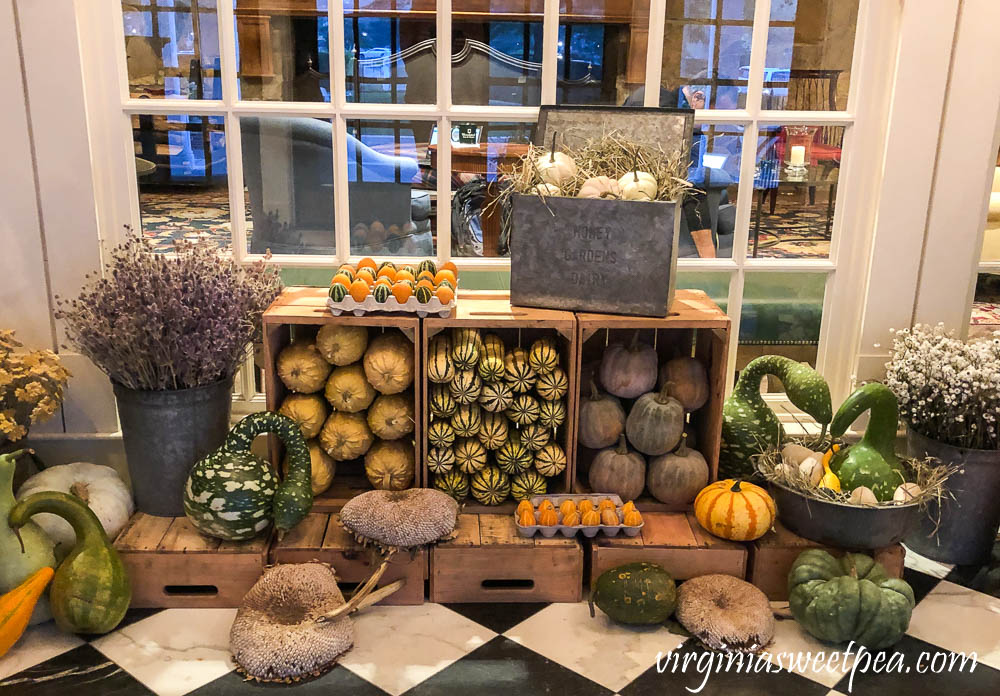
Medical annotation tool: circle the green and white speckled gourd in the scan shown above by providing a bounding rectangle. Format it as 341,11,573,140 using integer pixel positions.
719,355,832,480
184,412,312,541
828,382,905,501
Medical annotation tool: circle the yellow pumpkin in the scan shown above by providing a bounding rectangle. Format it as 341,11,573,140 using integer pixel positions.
319,411,374,461
621,501,637,515
276,341,331,393
278,393,328,439
325,363,376,413
598,498,616,513
693,479,776,541
538,499,555,513
363,331,415,395
364,439,415,491
578,499,595,515
623,509,643,526
562,510,581,526
366,393,415,440
600,508,620,526
559,499,577,518
284,440,335,496
518,509,537,526
316,324,369,366
516,499,534,517
538,508,559,526
0,567,54,657
581,509,601,526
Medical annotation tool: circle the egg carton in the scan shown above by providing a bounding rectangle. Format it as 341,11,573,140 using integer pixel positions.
514,493,644,539
326,287,457,318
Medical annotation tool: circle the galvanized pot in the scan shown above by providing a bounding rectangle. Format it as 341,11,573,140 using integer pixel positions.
114,378,233,517
904,427,1000,565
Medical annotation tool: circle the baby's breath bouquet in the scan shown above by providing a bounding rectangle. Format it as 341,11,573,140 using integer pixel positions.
0,330,71,443
885,323,1000,450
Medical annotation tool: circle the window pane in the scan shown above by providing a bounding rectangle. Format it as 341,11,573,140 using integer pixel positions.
557,0,649,105
660,0,754,110
682,123,743,259
241,116,334,255
448,121,534,258
344,1,436,104
677,270,730,311
132,113,230,251
346,119,435,256
235,1,330,102
749,124,843,259
763,0,858,111
452,2,544,106
123,0,222,99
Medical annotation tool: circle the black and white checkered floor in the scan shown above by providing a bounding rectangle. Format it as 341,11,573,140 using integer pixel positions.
2,549,998,696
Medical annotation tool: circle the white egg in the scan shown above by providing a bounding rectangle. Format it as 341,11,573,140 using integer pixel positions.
893,482,922,504
781,443,821,468
798,457,824,486
849,486,878,506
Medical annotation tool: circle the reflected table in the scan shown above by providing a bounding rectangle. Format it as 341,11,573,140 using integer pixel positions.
752,165,839,258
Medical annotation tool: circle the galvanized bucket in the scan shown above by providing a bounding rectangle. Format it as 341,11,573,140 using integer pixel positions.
114,378,233,517
904,427,1000,565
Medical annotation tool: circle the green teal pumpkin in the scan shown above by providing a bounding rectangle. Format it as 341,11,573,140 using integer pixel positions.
788,550,915,649
434,469,469,502
372,284,391,303
184,412,312,540
511,470,547,501
590,562,677,625
719,355,832,480
329,283,348,302
470,466,510,505
828,383,906,501
377,260,397,272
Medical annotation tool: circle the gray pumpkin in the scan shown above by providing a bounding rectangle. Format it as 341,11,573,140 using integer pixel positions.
647,437,708,505
625,383,684,456
589,435,645,501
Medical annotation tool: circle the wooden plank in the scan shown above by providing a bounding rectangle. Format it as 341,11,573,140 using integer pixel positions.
321,515,356,549
641,512,698,547
595,531,644,547
271,512,328,552
442,513,481,547
479,514,533,546
430,543,583,603
577,290,730,341
157,518,221,553
114,513,172,552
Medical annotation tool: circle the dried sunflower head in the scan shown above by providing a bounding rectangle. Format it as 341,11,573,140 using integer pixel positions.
675,574,774,653
339,488,459,552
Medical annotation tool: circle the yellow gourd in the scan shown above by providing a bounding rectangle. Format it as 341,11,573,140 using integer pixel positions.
516,499,534,517
518,509,537,526
622,501,637,515
325,364,376,413
598,499,616,513
276,341,331,394
559,500,577,517
623,509,643,526
581,509,601,526
538,499,555,513
364,439,415,491
601,508,620,526
363,332,415,395
562,511,580,526
319,411,374,461
538,508,559,526
316,324,369,366
0,566,54,658
819,446,842,491
578,499,595,515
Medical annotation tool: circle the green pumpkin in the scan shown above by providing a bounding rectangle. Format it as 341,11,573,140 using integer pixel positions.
470,466,510,505
454,437,488,474
506,394,540,426
449,369,483,405
415,285,433,303
329,283,348,302
496,434,533,475
417,259,437,277
451,328,482,370
528,337,560,375
477,334,506,382
377,260,397,273
504,348,536,393
477,411,509,450
429,383,457,418
427,335,455,384
451,403,483,438
334,268,355,282
536,367,568,401
511,470,547,501
590,562,677,625
719,355,832,480
372,284,391,303
537,398,566,428
828,383,906,501
434,469,469,502
788,550,915,649
184,412,312,540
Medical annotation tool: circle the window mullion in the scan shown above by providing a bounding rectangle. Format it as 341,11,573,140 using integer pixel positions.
330,2,350,264
541,0,559,105
437,0,452,263
215,0,247,263
643,0,666,107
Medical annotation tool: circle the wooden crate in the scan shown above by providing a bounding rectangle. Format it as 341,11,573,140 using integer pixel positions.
748,522,906,601
588,512,747,587
268,512,426,605
575,290,731,511
114,513,268,608
423,294,578,513
430,513,583,603
263,287,422,511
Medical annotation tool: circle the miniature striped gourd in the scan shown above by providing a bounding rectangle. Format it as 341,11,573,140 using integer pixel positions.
429,383,457,418
415,285,433,304
378,260,396,273
479,381,514,413
454,437,488,474
450,328,482,370
329,283,348,302
528,337,560,375
427,419,456,448
506,394,540,426
536,367,569,401
372,284,391,303
538,399,566,428
434,469,469,502
470,466,510,506
520,422,550,451
504,348,537,393
496,435,533,475
334,268,355,282
477,334,506,382
477,411,509,450
427,447,455,474
451,404,483,438
448,369,483,405
417,259,437,277
535,442,567,478
511,470,548,501
427,335,454,384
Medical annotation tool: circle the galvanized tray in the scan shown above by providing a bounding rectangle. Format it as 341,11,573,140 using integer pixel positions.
514,493,644,539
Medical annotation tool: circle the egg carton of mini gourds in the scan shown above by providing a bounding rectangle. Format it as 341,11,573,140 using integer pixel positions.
513,494,644,539
327,258,458,317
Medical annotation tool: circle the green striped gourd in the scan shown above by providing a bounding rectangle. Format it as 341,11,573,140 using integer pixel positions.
334,268,354,282
429,383,457,418
415,285,433,303
479,381,514,413
535,442,567,477
506,394,540,426
538,399,566,428
450,328,482,370
451,403,483,437
427,447,456,474
511,470,548,501
504,348,536,392
417,259,437,276
520,422,550,452
448,369,483,405
378,260,396,272
470,466,510,506
536,367,568,401
496,434,533,475
372,284,391,303
477,411,509,450
329,283,348,302
478,334,506,382
528,337,560,375
454,437,488,474
428,419,456,448
434,469,469,502
427,335,454,384
184,412,312,540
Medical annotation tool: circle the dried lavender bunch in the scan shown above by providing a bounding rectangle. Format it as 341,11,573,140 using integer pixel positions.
56,235,281,391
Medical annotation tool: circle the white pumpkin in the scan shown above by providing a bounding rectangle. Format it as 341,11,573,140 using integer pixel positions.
17,462,134,548
577,176,622,199
893,482,922,504
849,486,879,506
536,152,577,187
535,182,561,197
618,171,657,201
798,457,824,486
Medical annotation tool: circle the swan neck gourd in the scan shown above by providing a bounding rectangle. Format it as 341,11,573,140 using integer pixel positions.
830,382,900,466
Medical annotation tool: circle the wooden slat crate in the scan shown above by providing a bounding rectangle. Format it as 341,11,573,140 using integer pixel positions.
114,513,268,608
588,512,747,587
263,287,422,511
575,290,731,512
423,295,578,513
748,521,906,600
430,513,583,603
269,512,426,605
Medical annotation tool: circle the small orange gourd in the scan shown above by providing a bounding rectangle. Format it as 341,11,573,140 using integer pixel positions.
440,260,459,274
622,501,637,515
332,275,352,289
559,499,577,517
417,270,435,282
396,269,416,283
562,510,580,526
376,267,396,282
435,286,455,305
434,269,457,286
598,499,616,513
357,257,377,271
578,499,595,515
0,566,55,658
538,508,559,526
416,279,435,292
391,282,413,304
538,499,555,513
516,499,534,516
623,509,643,526
581,509,601,526
518,509,537,526
601,508,620,526
350,279,370,302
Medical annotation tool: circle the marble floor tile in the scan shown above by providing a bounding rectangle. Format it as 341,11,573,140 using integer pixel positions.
442,602,547,634
0,643,152,695
905,580,1000,671
902,547,955,579
761,615,857,687
0,622,83,681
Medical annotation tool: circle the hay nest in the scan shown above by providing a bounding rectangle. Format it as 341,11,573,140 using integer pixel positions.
339,488,459,552
675,575,774,653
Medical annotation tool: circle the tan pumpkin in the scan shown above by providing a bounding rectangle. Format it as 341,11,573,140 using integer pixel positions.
325,363,376,413
364,439,415,490
647,437,709,505
600,331,658,399
316,324,369,366
276,341,331,394
363,331,414,394
577,175,621,199
618,170,657,201
577,384,626,449
625,382,685,456
658,357,710,412
693,479,775,541
284,440,335,496
319,411,374,461
588,435,645,501
278,393,328,439
366,393,415,440
535,151,577,187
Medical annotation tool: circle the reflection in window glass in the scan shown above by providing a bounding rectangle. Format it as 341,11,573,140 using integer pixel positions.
346,120,436,256
750,124,843,259
132,113,230,251
449,122,534,258
970,148,1000,337
763,0,859,110
344,2,435,104
241,117,334,256
681,123,743,260
123,0,222,99
235,1,330,102
677,271,730,311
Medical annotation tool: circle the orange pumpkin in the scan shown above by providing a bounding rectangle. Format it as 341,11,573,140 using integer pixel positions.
538,499,555,512
376,266,396,282
440,260,458,274
357,257,377,271
578,499,595,515
558,499,576,517
356,268,376,284
562,510,580,526
622,501,637,515
417,270,435,283
598,499,616,513
693,479,776,541
395,269,416,283
339,263,356,275
434,269,457,286
349,279,370,302
434,285,455,305
623,509,643,526
581,509,601,526
416,279,435,291
331,275,352,289
516,499,534,516
374,277,392,287
600,508,620,525
391,282,413,304
518,509,537,526
538,508,559,526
